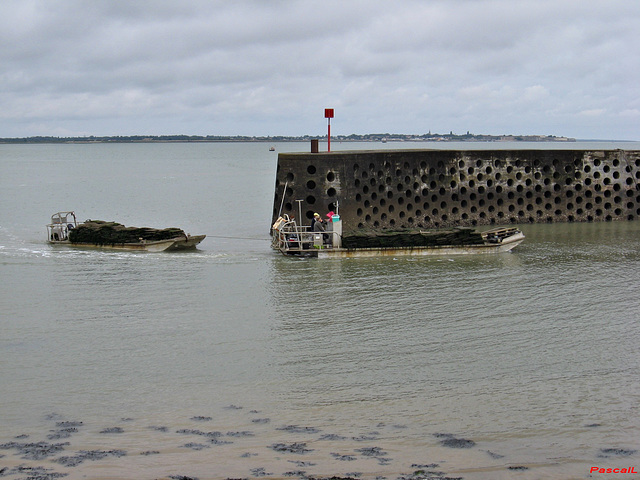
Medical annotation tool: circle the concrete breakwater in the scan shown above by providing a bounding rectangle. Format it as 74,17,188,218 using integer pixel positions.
272,148,640,235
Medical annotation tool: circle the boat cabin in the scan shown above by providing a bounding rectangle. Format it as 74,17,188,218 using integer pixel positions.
47,211,78,243
271,214,342,256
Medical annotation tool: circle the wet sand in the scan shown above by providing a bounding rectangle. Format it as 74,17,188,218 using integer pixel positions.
1,407,636,480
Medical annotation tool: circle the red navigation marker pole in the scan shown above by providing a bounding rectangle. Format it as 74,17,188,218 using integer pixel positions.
324,108,334,152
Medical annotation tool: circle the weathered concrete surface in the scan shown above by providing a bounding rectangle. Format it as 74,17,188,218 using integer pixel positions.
272,149,640,235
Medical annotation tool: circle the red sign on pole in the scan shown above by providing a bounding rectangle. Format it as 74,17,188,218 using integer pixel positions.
324,108,334,152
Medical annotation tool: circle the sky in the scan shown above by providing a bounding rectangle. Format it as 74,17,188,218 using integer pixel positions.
1,0,638,140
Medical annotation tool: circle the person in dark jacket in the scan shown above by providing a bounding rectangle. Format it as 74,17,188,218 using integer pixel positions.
313,215,325,232
311,212,321,231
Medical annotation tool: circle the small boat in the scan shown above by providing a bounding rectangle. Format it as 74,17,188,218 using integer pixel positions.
47,212,205,252
269,146,276,151
271,214,524,258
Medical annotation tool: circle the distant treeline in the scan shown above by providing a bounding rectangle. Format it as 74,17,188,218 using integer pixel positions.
0,133,575,144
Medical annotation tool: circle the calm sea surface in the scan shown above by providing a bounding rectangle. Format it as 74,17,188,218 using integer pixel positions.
1,141,639,479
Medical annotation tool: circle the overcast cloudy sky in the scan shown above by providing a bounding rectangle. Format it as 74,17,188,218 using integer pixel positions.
1,0,638,139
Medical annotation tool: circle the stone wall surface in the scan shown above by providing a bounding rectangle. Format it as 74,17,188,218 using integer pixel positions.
272,149,640,235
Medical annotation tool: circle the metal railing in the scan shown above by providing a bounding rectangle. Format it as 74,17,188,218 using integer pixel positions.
272,216,341,254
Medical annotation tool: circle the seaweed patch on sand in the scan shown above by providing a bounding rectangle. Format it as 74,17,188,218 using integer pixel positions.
433,433,476,449
0,409,476,480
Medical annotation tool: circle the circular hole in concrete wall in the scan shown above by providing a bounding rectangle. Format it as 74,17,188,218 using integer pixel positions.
327,171,335,182
286,172,295,182
306,195,316,204
307,180,316,189
327,187,336,197
307,165,316,175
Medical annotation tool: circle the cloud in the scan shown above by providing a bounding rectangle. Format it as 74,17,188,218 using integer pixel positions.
578,109,606,117
0,0,638,139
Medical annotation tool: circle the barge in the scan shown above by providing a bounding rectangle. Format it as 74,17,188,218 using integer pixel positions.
47,212,205,252
271,214,524,258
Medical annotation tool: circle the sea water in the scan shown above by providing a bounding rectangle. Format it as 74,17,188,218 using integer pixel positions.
0,141,639,479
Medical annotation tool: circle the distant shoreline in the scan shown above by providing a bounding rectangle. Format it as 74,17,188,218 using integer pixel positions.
0,133,578,144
